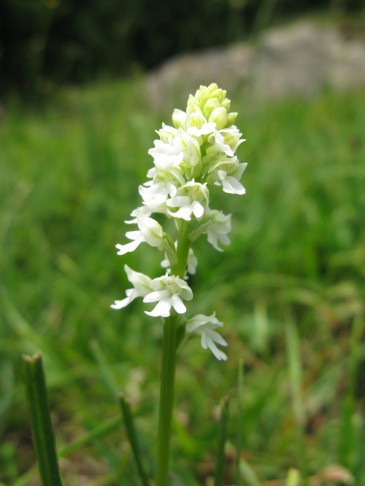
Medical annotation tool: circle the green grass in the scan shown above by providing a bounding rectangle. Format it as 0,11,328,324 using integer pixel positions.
1,78,365,485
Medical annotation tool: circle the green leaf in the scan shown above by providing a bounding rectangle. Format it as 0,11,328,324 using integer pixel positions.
23,353,63,486
119,394,150,486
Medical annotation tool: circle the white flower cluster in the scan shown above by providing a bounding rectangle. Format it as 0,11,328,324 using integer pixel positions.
112,84,247,361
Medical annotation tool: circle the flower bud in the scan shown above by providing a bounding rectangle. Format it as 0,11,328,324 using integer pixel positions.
172,109,187,129
209,107,228,130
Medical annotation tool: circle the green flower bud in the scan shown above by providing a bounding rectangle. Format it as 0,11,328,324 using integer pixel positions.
203,98,220,118
172,109,187,129
209,107,228,130
227,112,237,127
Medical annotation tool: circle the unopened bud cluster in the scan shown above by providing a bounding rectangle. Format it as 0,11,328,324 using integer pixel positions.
112,84,247,360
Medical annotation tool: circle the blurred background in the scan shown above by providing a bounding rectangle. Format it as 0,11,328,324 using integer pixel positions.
1,0,365,485
0,0,363,99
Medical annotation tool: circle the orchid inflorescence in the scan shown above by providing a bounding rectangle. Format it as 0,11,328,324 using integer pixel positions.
112,83,247,361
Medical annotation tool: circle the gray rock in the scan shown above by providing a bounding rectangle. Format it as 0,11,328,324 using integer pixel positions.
251,20,365,99
145,19,365,110
145,43,253,111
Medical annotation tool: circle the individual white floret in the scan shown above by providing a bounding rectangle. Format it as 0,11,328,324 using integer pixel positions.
139,181,175,215
186,313,228,361
217,163,247,195
190,210,231,252
220,126,245,152
144,275,193,317
111,265,153,309
207,130,236,157
139,165,186,215
166,181,209,221
206,157,247,195
205,210,231,250
149,128,201,170
115,210,164,255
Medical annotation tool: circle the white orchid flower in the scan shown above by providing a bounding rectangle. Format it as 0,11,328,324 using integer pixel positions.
149,128,201,170
115,211,164,255
166,181,209,221
144,275,193,317
217,163,247,195
111,265,153,309
190,209,231,252
186,313,228,361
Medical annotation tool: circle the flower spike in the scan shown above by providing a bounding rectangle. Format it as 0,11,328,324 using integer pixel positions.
112,84,248,360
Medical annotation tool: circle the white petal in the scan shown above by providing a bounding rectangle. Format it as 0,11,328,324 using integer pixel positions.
143,290,170,303
116,238,143,255
208,342,227,361
222,176,246,195
170,294,187,314
173,206,192,220
110,299,129,309
186,313,215,332
207,234,223,252
124,266,153,295
110,288,138,309
192,201,204,218
145,300,171,317
139,217,163,247
207,330,228,347
125,230,141,240
167,195,190,208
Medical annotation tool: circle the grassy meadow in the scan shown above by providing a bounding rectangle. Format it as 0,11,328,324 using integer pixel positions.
1,79,365,485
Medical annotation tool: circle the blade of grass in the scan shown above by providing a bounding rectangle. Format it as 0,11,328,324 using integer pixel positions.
23,353,63,486
285,468,301,486
214,396,230,486
59,415,122,457
339,315,365,469
236,359,244,486
119,394,150,486
90,339,152,480
13,467,38,486
238,458,261,486
2,284,51,352
285,319,305,427
285,317,307,481
89,340,119,402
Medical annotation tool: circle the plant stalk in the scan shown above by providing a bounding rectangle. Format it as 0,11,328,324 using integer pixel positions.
172,220,190,279
155,220,190,485
155,315,178,486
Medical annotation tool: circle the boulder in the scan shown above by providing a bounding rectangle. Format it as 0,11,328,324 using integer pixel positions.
145,19,365,110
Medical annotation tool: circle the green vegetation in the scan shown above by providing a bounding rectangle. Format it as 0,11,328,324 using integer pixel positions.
1,79,365,485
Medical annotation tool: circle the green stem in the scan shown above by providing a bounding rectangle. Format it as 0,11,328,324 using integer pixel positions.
172,220,190,278
155,220,191,485
155,315,178,486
